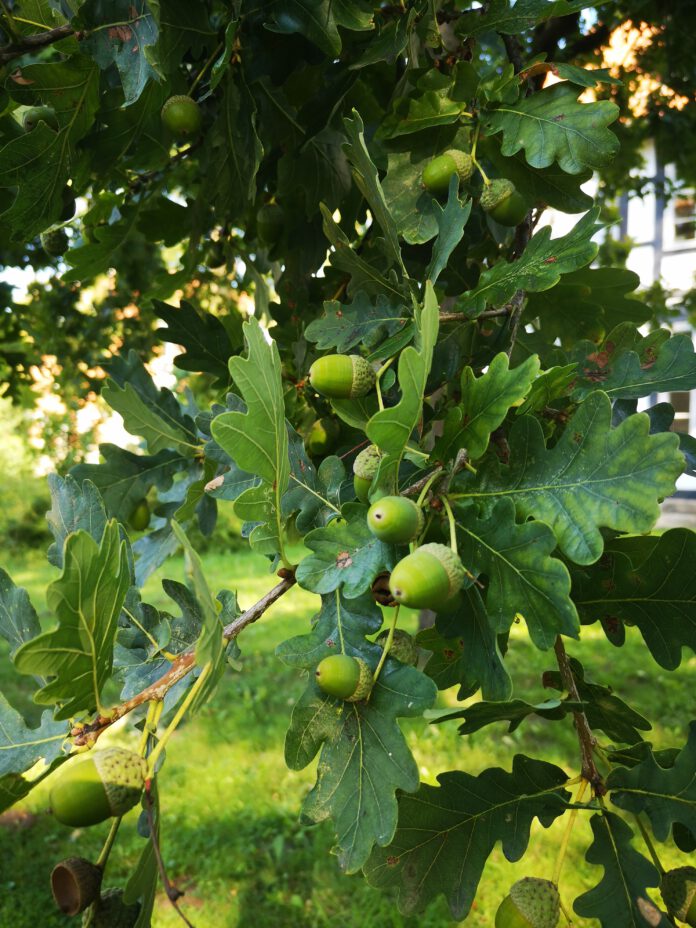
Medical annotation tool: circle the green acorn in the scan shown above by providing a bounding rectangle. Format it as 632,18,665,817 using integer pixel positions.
376,628,418,665
84,888,141,928
305,417,340,456
51,857,102,916
161,94,202,136
50,748,147,828
309,354,376,400
315,654,372,701
495,878,560,928
256,202,285,245
40,228,69,257
422,150,474,196
367,496,424,544
205,239,227,269
661,867,696,925
60,187,76,222
353,444,381,502
389,543,465,610
128,499,150,532
480,178,528,227
23,105,58,132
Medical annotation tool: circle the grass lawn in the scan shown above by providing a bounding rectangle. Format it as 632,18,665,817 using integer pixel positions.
1,545,693,927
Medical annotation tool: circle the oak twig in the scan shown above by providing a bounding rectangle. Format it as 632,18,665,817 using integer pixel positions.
554,637,605,794
0,23,75,64
72,573,296,747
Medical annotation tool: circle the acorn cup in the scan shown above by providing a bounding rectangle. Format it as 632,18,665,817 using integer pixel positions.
389,543,465,610
480,178,528,227
422,149,474,196
353,444,382,502
376,628,418,665
495,878,560,928
51,857,102,916
308,354,376,400
661,866,696,925
85,888,141,928
367,495,424,544
40,228,69,257
315,654,372,702
50,748,147,828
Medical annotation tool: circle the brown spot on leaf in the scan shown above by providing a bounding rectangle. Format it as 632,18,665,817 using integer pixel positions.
10,69,34,85
336,551,353,569
108,25,133,42
544,256,558,264
386,855,400,867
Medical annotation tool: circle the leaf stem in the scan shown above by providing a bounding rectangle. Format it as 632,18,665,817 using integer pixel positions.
416,470,442,507
553,778,588,885
441,495,458,554
96,816,121,869
147,664,211,776
470,124,491,186
189,41,223,94
634,814,665,875
372,604,400,685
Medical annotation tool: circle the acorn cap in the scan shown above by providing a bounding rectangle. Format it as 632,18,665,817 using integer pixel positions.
509,878,560,928
86,888,141,928
417,543,466,598
444,149,474,180
349,355,377,397
376,629,418,665
51,857,102,916
661,866,696,923
40,228,69,257
353,444,381,479
481,178,516,212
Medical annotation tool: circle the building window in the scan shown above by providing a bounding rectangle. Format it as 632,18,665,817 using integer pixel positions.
674,193,696,242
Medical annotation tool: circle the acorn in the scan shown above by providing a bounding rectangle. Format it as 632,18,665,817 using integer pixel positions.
480,178,528,227
86,888,141,928
305,417,340,456
376,628,418,665
40,228,69,257
128,498,150,532
353,444,381,502
389,543,465,610
309,354,376,400
367,496,424,544
50,748,147,827
161,94,202,136
422,150,474,196
51,857,102,916
495,878,560,928
256,202,285,246
60,186,76,222
661,867,696,925
315,654,372,702
23,105,58,132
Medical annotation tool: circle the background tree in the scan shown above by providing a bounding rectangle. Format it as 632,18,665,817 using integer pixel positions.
1,2,696,927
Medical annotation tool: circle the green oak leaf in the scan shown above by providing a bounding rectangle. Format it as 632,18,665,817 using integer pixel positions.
433,697,574,735
102,380,199,457
0,693,67,778
277,127,352,217
380,71,462,139
153,299,239,384
305,292,407,352
71,444,187,522
455,392,683,565
483,82,620,174
426,181,472,284
458,208,601,316
516,364,578,415
573,529,696,670
0,571,40,658
264,0,343,55
211,318,289,541
454,499,579,649
344,111,404,271
608,722,696,840
367,281,439,456
46,474,109,569
14,521,130,719
296,504,395,598
574,813,668,927
554,63,624,87
455,0,586,36
77,0,161,106
64,204,143,281
433,351,540,462
570,325,696,400
418,586,512,701
365,755,570,918
124,780,160,928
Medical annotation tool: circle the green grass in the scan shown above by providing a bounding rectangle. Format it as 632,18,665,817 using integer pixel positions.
1,547,693,926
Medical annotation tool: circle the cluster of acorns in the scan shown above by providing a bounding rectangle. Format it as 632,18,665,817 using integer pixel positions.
47,747,147,925
421,147,527,227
